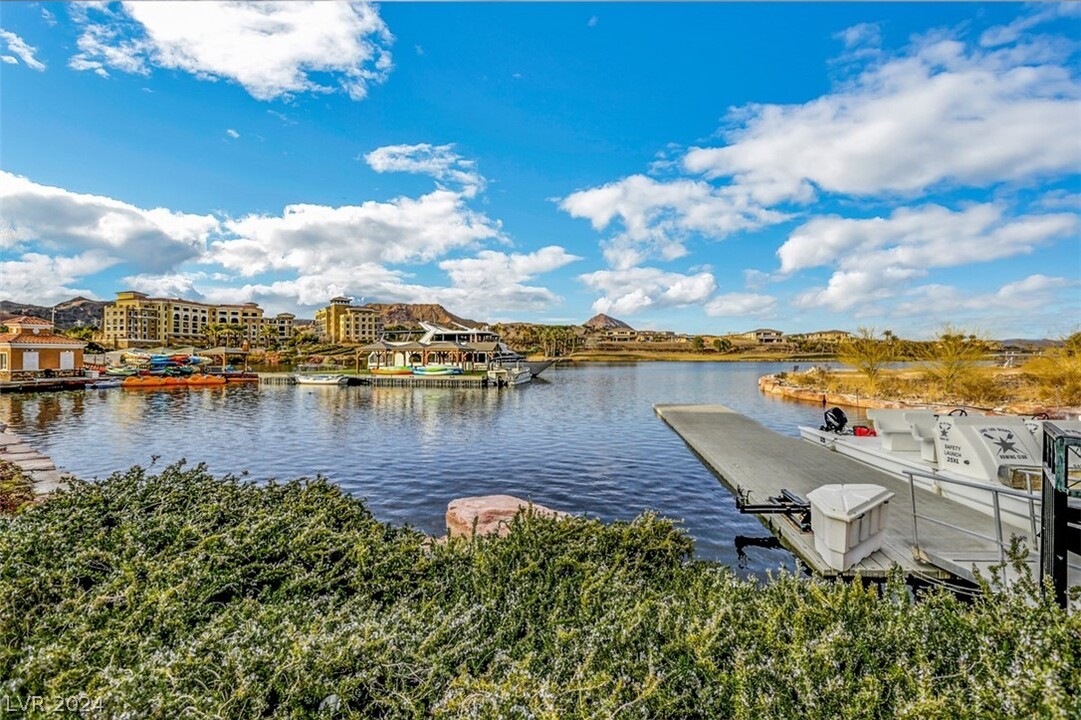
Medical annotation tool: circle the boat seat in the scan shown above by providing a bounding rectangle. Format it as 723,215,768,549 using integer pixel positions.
866,409,924,452
905,411,939,462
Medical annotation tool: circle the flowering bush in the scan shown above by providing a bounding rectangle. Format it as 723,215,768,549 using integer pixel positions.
1,463,1078,718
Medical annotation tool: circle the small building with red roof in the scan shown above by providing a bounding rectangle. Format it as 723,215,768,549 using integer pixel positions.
0,316,87,382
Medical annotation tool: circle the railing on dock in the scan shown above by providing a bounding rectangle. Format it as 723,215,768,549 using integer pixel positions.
902,469,1042,566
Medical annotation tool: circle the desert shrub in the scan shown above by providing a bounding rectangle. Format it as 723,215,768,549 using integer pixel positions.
1,463,1078,718
1022,332,1081,406
919,326,992,400
838,328,896,392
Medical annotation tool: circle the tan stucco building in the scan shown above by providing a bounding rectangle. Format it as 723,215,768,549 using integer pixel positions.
0,316,86,382
101,291,294,348
315,297,383,344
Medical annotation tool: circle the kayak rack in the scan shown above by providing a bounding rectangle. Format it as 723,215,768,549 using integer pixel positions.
736,487,812,533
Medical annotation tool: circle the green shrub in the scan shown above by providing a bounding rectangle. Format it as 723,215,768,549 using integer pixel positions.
0,460,34,515
1,464,1078,718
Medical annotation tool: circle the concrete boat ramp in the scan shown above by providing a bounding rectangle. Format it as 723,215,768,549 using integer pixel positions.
655,403,1073,588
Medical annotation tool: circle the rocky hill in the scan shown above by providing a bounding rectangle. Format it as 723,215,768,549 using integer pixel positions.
363,303,482,329
583,313,633,331
0,297,108,329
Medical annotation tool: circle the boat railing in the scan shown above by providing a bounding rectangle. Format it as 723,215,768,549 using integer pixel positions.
902,469,1046,567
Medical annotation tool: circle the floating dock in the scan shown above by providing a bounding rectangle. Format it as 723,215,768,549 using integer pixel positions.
655,403,1073,587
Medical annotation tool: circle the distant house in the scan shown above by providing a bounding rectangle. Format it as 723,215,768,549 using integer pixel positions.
789,330,851,344
740,328,785,344
0,316,87,382
600,328,638,342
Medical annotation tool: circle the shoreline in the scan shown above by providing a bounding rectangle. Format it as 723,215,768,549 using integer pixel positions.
757,373,1080,418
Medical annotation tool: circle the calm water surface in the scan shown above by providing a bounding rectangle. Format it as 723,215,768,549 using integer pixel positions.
0,362,863,573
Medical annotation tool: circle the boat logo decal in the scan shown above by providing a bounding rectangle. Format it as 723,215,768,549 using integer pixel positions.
979,428,1029,461
938,422,951,440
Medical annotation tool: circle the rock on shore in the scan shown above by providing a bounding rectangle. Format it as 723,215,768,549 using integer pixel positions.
446,495,567,538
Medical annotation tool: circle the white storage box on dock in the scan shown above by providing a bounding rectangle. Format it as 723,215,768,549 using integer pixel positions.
807,484,894,572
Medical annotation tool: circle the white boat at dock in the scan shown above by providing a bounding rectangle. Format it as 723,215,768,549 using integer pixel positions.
800,407,1081,529
487,365,532,387
294,374,348,386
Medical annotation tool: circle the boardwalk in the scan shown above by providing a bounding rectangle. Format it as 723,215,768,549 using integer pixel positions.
654,403,1069,587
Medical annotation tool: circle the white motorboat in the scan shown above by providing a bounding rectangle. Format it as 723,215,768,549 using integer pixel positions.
487,365,532,387
800,407,1081,529
294,374,348,386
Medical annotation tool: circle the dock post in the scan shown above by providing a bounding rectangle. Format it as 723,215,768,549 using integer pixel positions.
1040,474,1068,608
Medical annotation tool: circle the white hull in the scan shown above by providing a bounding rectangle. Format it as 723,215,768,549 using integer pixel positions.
295,374,348,386
800,426,1038,530
487,366,532,386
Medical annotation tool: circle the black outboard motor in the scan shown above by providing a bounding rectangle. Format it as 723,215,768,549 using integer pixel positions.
820,407,848,433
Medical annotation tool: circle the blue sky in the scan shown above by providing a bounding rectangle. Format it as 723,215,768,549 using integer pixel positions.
1,2,1078,338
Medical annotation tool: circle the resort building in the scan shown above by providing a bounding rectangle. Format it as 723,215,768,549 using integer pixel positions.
315,297,383,344
0,316,86,382
101,291,295,348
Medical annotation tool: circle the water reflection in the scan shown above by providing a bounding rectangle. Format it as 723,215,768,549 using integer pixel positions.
1,363,850,574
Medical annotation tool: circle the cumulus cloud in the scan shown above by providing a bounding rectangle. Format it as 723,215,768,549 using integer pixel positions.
196,248,577,320
704,293,778,318
212,189,503,275
226,128,240,139
120,272,211,300
364,143,484,192
578,267,716,316
783,202,1078,311
560,175,787,269
979,4,1081,48
0,171,219,272
889,275,1080,337
682,34,1081,204
68,1,393,101
0,29,46,70
0,251,117,305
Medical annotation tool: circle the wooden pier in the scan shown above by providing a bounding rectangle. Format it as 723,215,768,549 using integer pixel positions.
654,403,1069,587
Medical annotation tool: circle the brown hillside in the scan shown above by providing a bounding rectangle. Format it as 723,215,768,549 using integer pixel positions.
363,303,483,329
583,313,633,331
0,297,108,329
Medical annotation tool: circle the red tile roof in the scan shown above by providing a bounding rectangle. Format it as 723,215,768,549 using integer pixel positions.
4,316,53,326
0,333,86,346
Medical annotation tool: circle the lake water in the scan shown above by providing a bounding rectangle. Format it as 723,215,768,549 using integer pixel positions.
0,362,864,574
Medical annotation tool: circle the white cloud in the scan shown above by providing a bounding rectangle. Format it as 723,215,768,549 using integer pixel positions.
588,16,598,28
226,128,240,139
682,35,1081,204
782,202,1078,311
440,246,581,290
979,4,1081,48
889,275,1080,337
560,174,787,269
779,203,1078,275
704,293,778,318
120,272,210,300
0,29,46,71
69,1,394,101
0,251,117,305
212,189,504,276
0,171,219,272
41,8,57,27
364,143,484,191
836,23,881,50
579,267,716,316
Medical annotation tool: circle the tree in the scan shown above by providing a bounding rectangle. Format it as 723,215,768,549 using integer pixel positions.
712,338,731,353
919,325,991,398
838,327,896,392
692,336,705,351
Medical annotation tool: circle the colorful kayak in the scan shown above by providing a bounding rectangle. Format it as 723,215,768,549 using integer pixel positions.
370,366,415,376
412,365,464,376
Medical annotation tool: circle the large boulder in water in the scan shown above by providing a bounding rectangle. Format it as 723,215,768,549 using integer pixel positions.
446,495,567,538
